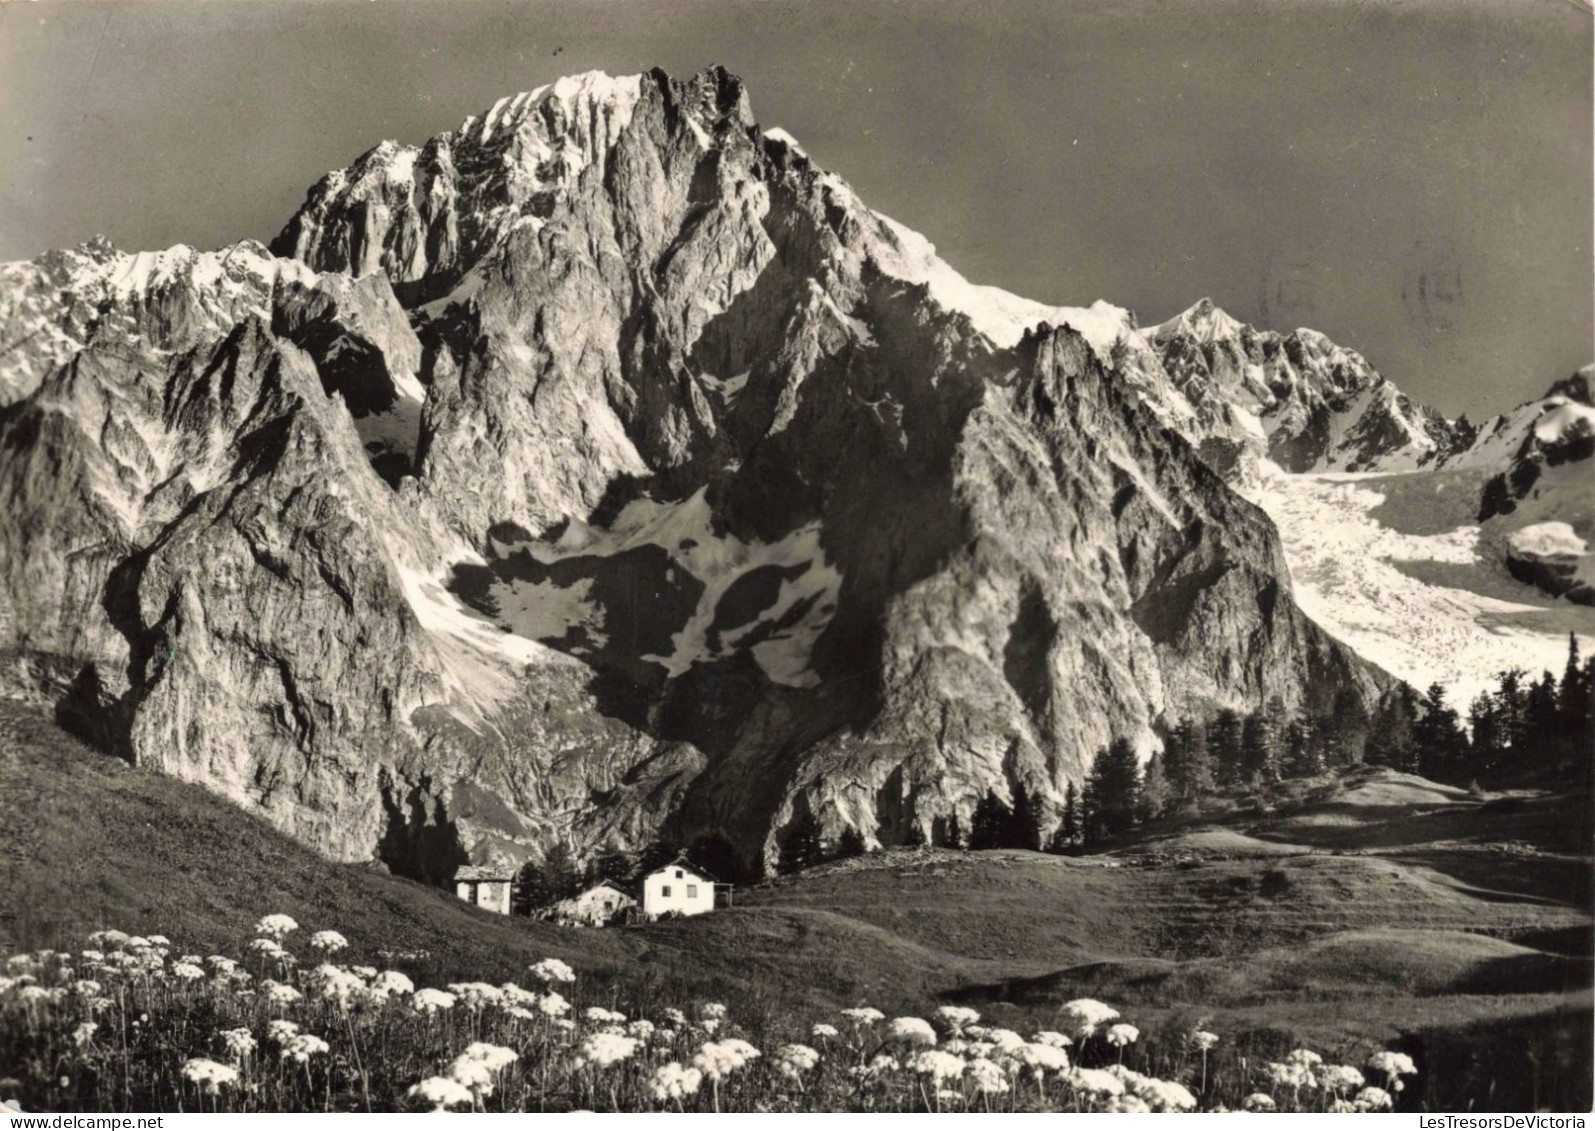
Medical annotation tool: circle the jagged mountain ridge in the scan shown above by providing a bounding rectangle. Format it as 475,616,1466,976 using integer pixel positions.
3,67,1395,877
1143,297,1469,475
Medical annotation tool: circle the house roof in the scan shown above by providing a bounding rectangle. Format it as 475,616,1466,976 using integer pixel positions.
453,863,517,882
646,857,721,884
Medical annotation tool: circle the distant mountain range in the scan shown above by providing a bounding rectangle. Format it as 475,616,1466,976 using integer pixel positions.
0,68,1587,878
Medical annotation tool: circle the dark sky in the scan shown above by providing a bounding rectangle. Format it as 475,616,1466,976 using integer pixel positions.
2,0,1589,419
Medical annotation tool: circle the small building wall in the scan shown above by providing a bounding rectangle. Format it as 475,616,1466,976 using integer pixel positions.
642,866,716,918
475,880,511,915
455,879,512,915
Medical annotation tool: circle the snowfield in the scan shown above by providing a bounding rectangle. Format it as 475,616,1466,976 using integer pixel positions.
1244,462,1595,705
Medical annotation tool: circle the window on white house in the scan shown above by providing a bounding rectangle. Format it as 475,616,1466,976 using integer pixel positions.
674,869,683,879
687,884,698,898
661,885,672,898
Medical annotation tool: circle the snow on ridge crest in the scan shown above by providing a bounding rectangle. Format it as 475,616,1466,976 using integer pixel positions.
466,70,645,148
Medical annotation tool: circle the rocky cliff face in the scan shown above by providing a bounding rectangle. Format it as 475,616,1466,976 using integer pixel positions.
1143,298,1468,474
1446,367,1594,605
1,67,1388,877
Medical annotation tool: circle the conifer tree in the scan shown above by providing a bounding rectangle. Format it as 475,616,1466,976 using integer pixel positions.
838,826,868,859
944,811,964,850
1005,780,1044,850
1366,684,1420,771
1085,738,1142,841
1058,780,1081,851
1240,705,1283,785
969,790,1009,850
1207,709,1245,787
1323,687,1371,767
1282,715,1323,778
1170,716,1214,804
779,809,823,874
1414,682,1466,781
1140,750,1171,819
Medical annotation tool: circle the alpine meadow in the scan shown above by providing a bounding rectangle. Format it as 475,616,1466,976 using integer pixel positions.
0,0,1590,1117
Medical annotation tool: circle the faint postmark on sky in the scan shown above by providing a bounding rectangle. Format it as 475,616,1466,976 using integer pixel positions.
1259,247,1320,330
1400,237,1465,344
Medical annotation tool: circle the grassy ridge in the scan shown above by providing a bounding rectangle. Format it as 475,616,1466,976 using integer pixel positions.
2,702,1589,1110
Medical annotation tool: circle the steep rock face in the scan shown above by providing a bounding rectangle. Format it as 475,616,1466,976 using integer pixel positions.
1449,367,1594,604
1,67,1388,877
1144,298,1467,473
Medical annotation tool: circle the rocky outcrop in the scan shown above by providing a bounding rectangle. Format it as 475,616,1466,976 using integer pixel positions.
0,67,1390,878
1143,298,1468,474
1450,367,1594,605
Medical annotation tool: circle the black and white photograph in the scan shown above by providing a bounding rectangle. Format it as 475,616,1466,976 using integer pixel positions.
0,0,1591,1117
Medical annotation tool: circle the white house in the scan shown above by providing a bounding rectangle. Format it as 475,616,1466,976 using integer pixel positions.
453,863,515,915
641,860,717,919
551,880,636,927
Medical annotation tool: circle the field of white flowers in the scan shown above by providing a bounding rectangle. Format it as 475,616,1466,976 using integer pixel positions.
0,915,1425,1113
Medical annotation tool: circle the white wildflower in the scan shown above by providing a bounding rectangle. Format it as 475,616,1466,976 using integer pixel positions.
841,1006,885,1025
282,1034,329,1064
1033,1030,1072,1049
308,930,348,955
1366,1050,1417,1092
1014,1042,1070,1076
968,1057,1010,1095
1191,1029,1220,1051
249,939,286,960
370,971,414,998
692,1038,760,1081
1106,1094,1152,1112
260,980,302,1008
649,1062,703,1102
1287,1048,1323,1070
1135,1077,1198,1112
910,1049,966,1082
538,991,570,1018
935,1005,980,1033
1321,1064,1366,1094
219,1029,257,1062
499,983,538,1008
986,1028,1027,1054
1242,1093,1277,1112
266,1019,300,1045
410,988,457,1015
254,914,299,941
1105,1022,1139,1048
1066,1066,1126,1098
70,1022,97,1048
811,1022,839,1040
1355,1086,1394,1111
528,957,576,984
408,1076,473,1111
887,1016,937,1047
180,1058,239,1094
311,964,365,1009
579,1032,640,1068
776,1043,821,1078
1060,998,1120,1038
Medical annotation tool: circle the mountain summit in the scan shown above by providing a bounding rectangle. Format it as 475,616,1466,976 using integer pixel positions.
0,67,1427,878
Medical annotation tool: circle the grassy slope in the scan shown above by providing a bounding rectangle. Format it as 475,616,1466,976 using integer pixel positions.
2,704,1590,1108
